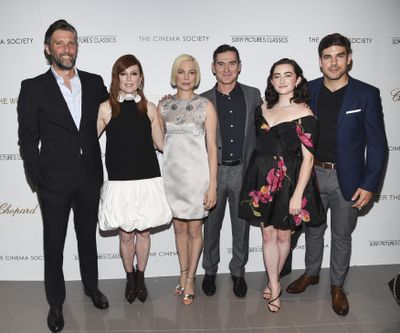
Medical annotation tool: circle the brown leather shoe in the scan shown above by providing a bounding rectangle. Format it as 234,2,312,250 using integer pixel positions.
286,273,319,294
331,285,349,316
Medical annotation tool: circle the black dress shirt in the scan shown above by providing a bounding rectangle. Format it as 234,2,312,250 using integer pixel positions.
216,83,246,161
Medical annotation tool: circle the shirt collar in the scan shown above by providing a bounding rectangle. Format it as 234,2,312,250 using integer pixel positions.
216,82,240,97
50,66,79,83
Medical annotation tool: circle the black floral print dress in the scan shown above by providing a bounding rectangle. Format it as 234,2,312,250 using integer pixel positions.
239,106,325,229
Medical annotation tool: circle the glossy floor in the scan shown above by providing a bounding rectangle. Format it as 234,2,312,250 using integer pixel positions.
0,265,399,332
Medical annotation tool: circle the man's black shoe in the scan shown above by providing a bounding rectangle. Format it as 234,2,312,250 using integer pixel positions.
47,306,64,333
84,289,109,309
231,275,247,298
202,274,216,296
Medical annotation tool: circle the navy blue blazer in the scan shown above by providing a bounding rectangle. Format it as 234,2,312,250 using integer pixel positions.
309,76,388,201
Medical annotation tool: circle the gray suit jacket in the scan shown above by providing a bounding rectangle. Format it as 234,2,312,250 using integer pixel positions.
201,82,261,174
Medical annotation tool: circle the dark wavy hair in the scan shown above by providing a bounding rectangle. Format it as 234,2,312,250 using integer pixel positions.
318,33,352,57
44,19,78,64
265,58,309,109
109,54,147,118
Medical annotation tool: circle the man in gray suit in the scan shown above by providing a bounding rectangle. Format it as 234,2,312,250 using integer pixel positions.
201,45,261,298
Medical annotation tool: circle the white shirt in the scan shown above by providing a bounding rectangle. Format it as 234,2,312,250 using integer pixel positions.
51,66,82,129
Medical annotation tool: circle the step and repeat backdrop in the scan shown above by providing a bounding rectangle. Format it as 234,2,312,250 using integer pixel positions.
0,0,399,280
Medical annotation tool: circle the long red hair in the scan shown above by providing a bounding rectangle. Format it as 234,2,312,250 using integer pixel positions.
109,54,147,117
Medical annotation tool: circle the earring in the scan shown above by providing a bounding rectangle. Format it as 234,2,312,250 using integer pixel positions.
138,83,143,90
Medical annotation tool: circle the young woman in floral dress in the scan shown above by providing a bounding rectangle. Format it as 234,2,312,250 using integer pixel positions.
239,58,325,312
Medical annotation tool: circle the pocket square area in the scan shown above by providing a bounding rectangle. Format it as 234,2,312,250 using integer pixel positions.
345,109,362,114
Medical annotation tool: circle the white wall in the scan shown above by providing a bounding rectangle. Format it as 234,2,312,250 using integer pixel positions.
0,0,399,280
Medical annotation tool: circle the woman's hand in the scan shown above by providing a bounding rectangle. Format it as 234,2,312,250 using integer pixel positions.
204,186,217,210
289,194,302,216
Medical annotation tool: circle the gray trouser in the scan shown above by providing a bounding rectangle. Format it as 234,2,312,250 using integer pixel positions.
305,166,358,286
202,164,249,277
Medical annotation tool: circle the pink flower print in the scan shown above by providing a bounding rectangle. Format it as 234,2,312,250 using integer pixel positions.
293,197,311,226
260,185,273,202
267,157,287,193
277,157,287,173
296,124,313,148
248,190,261,207
249,185,272,208
245,156,287,217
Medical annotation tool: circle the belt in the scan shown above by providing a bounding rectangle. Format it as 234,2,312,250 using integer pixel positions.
314,159,336,170
220,158,242,166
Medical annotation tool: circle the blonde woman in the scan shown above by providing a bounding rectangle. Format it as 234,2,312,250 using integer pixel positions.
159,54,218,305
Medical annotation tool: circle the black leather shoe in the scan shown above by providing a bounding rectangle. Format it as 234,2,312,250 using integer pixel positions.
84,289,109,309
47,306,64,333
202,274,216,296
231,275,247,298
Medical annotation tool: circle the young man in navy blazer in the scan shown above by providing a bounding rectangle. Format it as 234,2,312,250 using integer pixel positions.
286,33,388,316
17,20,109,333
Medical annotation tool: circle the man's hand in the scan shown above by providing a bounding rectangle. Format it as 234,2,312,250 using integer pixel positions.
351,188,373,210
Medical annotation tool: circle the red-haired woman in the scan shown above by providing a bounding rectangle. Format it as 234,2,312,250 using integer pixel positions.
97,54,172,303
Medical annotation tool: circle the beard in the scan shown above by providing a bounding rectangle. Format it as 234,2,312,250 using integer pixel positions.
52,52,77,70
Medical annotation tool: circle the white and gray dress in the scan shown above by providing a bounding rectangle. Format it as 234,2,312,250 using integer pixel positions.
160,95,210,220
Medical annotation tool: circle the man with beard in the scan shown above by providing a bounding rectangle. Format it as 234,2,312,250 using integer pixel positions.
17,19,109,332
286,33,387,316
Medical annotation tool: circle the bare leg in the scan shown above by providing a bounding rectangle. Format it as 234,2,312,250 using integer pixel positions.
135,229,151,271
277,229,291,275
173,219,189,291
120,229,135,273
262,225,290,312
184,219,203,303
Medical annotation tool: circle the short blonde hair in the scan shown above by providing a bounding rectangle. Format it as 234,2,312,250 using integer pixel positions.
170,54,201,89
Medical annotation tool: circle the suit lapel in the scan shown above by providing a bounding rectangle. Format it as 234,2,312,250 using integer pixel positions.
78,70,86,132
311,78,323,117
336,76,354,130
240,83,251,137
44,69,78,133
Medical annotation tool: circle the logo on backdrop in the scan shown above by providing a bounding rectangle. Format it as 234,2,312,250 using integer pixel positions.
230,35,289,43
138,35,210,42
81,251,178,261
392,37,400,45
294,244,329,251
388,146,400,152
369,240,400,247
391,88,400,102
77,35,117,44
0,97,18,105
0,254,43,261
97,253,121,260
308,36,372,44
0,154,21,161
0,37,34,46
0,202,39,216
377,193,400,200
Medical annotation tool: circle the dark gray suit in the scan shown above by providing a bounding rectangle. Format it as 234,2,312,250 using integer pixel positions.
201,83,261,277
